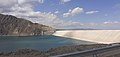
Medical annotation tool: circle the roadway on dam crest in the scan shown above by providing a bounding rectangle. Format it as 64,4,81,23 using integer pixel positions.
53,30,120,44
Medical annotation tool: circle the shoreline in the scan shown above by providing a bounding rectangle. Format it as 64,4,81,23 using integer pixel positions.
0,44,109,57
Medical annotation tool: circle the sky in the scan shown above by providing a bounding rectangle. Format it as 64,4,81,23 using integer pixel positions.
0,0,120,29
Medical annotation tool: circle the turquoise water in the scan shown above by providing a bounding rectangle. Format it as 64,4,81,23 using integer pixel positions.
0,35,94,52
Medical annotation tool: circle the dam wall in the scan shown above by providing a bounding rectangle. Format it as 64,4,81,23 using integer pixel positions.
53,30,120,44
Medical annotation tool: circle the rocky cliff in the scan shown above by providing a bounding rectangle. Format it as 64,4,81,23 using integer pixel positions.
0,14,55,36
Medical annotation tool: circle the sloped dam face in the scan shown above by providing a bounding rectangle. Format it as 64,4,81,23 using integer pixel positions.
53,30,120,44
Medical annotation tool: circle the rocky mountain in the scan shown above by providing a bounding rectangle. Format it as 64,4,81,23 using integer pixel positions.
0,14,56,36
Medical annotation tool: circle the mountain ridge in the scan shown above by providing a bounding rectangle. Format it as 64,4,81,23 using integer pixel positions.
0,14,55,36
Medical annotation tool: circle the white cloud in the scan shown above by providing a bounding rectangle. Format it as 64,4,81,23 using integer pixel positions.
63,7,84,17
0,0,44,13
103,21,120,24
18,0,44,4
0,0,44,7
80,21,120,30
1,0,119,29
86,11,99,14
0,0,17,7
61,0,71,3
54,11,60,14
98,21,120,29
0,0,85,28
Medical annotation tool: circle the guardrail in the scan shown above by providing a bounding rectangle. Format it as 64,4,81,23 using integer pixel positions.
50,44,120,57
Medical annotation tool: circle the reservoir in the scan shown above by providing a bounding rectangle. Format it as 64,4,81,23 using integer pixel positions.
0,35,94,52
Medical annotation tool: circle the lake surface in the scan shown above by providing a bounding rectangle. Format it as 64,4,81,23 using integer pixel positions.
0,35,94,52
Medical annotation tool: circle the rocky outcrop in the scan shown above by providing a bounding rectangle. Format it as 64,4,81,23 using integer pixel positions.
0,14,55,36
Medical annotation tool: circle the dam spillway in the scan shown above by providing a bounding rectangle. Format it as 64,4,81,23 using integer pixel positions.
53,30,120,44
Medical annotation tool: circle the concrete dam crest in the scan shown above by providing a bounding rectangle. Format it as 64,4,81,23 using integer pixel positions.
53,30,120,44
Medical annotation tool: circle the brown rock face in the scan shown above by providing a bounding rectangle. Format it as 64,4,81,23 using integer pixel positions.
0,14,55,36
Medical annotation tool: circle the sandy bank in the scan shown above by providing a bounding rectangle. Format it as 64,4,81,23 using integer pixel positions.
53,30,120,44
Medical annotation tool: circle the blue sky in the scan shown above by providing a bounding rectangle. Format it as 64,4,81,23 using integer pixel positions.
0,0,120,29
34,0,120,23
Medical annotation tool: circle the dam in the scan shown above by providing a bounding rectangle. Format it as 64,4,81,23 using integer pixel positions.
53,30,120,44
